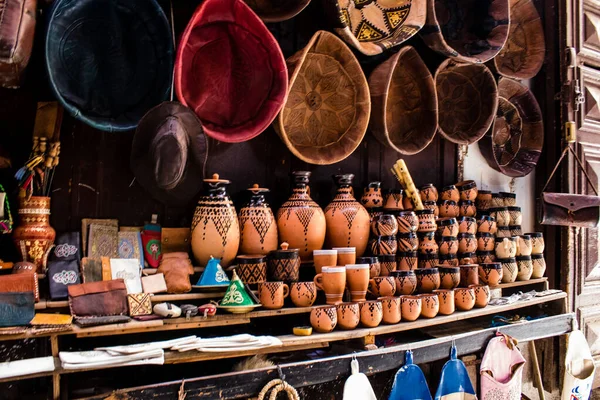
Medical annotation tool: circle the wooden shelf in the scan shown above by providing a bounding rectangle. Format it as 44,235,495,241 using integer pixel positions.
493,277,548,290
143,267,204,275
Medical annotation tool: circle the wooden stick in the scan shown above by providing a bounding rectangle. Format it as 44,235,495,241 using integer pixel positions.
529,340,546,400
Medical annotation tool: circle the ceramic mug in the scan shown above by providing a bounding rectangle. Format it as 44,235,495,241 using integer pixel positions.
496,226,512,238
378,296,401,324
397,232,418,252
507,206,522,225
457,216,477,235
454,287,476,311
437,217,459,237
396,211,418,233
457,252,476,265
390,270,417,295
478,263,503,286
415,268,440,293
516,255,533,281
477,233,495,252
458,233,477,253
439,200,459,218
371,214,398,236
356,256,380,278
290,282,317,307
313,249,338,274
459,200,477,217
258,281,289,310
469,284,490,308
509,225,523,236
422,201,439,218
369,236,397,256
441,185,460,202
439,254,459,267
359,300,383,328
396,251,418,271
438,266,460,289
368,276,396,297
400,295,422,321
477,215,497,234
418,253,439,269
476,190,492,211
314,266,347,305
476,251,496,264
526,232,545,254
438,236,458,256
456,180,478,201
495,237,517,258
491,193,504,207
333,247,356,266
499,257,518,283
378,254,397,276
531,254,546,278
420,183,438,202
336,302,360,330
310,305,337,333
419,293,439,318
490,207,509,227
383,189,404,211
516,234,532,256
418,232,438,255
434,289,455,315
415,209,437,232
460,264,479,287
500,192,517,206
345,264,370,302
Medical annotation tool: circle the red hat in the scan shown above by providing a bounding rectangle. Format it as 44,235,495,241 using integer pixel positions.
175,0,288,143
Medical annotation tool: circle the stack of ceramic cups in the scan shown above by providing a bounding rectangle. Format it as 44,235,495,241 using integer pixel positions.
528,233,546,278
416,185,439,269
489,193,511,238
455,181,478,267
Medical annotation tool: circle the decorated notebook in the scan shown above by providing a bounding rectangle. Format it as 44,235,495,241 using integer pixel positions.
118,231,144,267
87,224,118,258
110,259,142,294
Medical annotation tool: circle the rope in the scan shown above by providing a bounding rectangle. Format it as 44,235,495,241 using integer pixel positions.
257,379,300,400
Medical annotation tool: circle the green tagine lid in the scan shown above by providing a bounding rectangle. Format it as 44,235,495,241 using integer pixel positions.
220,270,258,310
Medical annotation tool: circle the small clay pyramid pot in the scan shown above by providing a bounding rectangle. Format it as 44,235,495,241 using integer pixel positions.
219,270,260,313
238,184,278,255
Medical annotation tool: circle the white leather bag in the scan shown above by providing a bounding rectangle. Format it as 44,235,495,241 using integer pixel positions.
562,329,596,400
343,359,377,400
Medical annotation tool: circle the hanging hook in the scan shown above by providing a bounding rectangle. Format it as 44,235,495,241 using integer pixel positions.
277,365,286,382
352,352,357,362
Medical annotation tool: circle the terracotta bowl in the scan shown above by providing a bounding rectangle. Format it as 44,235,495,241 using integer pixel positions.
478,263,503,287
419,293,439,318
434,289,455,315
415,268,440,293
310,306,337,333
359,300,383,328
437,266,460,290
336,302,360,330
378,296,401,324
469,284,490,308
400,295,422,321
454,287,476,311
390,270,417,296
290,281,317,307
459,264,479,287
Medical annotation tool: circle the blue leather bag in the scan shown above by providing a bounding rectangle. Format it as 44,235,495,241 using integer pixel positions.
435,345,477,399
389,350,433,400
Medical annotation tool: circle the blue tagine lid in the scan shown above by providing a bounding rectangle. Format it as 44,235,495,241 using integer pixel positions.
194,257,230,289
388,350,432,400
434,346,476,400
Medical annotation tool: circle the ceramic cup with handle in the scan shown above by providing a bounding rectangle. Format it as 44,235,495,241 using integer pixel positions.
515,234,532,256
495,237,517,258
258,281,289,310
314,266,346,305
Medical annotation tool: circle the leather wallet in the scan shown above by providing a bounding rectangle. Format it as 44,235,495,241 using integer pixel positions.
81,257,102,283
0,292,34,327
161,228,191,254
48,260,81,300
68,279,128,318
0,273,39,302
127,293,152,316
30,313,73,326
141,273,167,294
157,252,194,294
50,232,81,262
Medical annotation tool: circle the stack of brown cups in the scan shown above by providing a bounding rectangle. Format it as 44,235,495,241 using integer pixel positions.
417,184,439,269
397,211,419,271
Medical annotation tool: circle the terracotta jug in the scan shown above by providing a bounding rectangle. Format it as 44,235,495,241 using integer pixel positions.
13,196,56,273
325,174,370,257
238,184,278,255
191,174,240,267
361,181,384,212
277,171,326,262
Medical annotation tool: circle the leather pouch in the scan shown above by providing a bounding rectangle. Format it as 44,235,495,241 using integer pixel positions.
0,292,34,327
540,145,600,228
157,252,194,294
50,231,81,261
48,260,80,300
68,279,128,318
127,293,152,316
80,257,102,283
161,228,191,254
74,315,131,327
30,313,72,326
141,273,167,294
0,273,39,302
0,0,36,88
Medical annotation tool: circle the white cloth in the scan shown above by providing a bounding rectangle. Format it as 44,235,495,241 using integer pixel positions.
562,330,596,400
110,258,142,294
60,349,164,370
172,334,282,353
0,356,55,379
343,359,376,400
95,336,197,355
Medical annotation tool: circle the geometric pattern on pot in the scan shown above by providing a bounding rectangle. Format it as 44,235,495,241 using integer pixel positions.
420,0,510,64
479,78,543,178
244,0,311,22
275,30,370,165
435,60,498,145
175,0,288,143
369,46,438,155
494,0,545,80
327,0,426,56
45,0,173,132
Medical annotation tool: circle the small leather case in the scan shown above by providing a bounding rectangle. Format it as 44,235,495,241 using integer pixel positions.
0,273,39,302
50,232,81,261
0,292,34,327
80,257,102,283
48,260,80,300
157,252,194,294
68,279,128,318
161,228,191,254
141,273,167,294
30,313,73,326
127,293,152,316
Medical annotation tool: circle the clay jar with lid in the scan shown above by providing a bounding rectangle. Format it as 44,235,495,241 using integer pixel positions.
191,174,239,267
236,255,267,285
397,211,418,233
371,214,398,236
383,189,404,211
390,270,417,295
325,174,370,257
361,181,384,212
420,183,438,202
456,180,478,201
396,251,418,271
238,184,278,255
415,268,440,293
268,242,301,283
439,200,459,218
476,190,492,211
460,264,479,287
477,215,497,234
437,217,459,237
277,171,326,262
438,236,458,256
415,209,436,232
356,256,380,278
440,185,459,202
454,287,475,311
478,263,503,286
438,266,460,289
418,232,438,255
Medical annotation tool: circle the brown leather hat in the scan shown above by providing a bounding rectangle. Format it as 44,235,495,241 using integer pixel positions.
244,0,311,22
369,46,438,155
131,102,208,205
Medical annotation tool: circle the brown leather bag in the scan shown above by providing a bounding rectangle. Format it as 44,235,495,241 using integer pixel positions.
540,145,600,228
157,252,194,294
0,0,37,88
68,279,128,318
0,272,39,302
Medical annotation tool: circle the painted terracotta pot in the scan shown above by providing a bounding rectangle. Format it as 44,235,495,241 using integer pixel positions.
476,190,493,211
491,193,504,207
236,255,267,285
334,247,356,266
478,263,503,286
434,289,455,315
438,266,460,290
368,276,396,297
438,236,458,256
459,200,477,217
422,201,439,218
313,249,337,274
238,184,278,255
419,253,439,269
356,256,380,278
267,242,301,283
441,185,460,202
489,207,510,227
345,264,370,302
378,296,401,324
359,300,383,328
499,192,517,206
477,215,497,234
396,211,418,233
390,270,417,295
457,217,477,235
361,181,384,211
191,174,239,267
419,293,439,318
477,251,496,264
383,189,404,211
499,257,518,283
439,200,459,218
258,281,289,310
457,252,476,265
420,184,438,202
496,226,512,238
400,295,422,321
314,266,346,305
418,232,438,255
516,255,533,281
477,233,495,252
458,233,477,254
397,251,418,271
277,171,326,262
469,284,490,308
456,180,478,201
495,237,517,258
13,196,56,273
439,254,459,267
454,287,475,311
310,306,337,333
403,195,414,211
526,232,544,254
510,225,523,236
437,217,459,237
378,254,396,276
415,209,437,232
531,254,546,279
290,281,317,307
397,232,418,252
371,214,398,236
507,206,522,225
415,267,440,293
369,236,397,255
336,302,360,330
459,264,479,287
516,234,532,256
